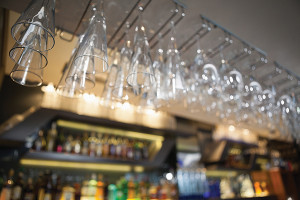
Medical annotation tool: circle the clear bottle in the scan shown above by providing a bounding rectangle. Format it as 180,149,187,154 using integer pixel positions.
11,172,24,200
102,135,109,157
0,169,14,200
64,135,73,153
126,140,134,160
35,130,46,151
95,133,103,157
80,177,89,200
133,141,142,161
121,138,128,159
115,137,122,158
81,133,89,155
88,132,97,157
72,136,81,154
61,177,75,200
109,136,116,157
87,174,97,198
142,141,149,160
46,122,58,151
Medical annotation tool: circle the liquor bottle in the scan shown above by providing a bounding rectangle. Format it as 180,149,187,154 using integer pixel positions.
102,136,109,157
133,141,141,161
95,133,103,157
23,178,34,200
72,136,81,154
11,172,24,200
0,169,14,200
46,122,58,151
43,171,53,200
109,136,116,157
88,132,97,157
64,135,73,153
121,138,128,159
115,137,122,158
139,181,147,200
107,184,117,200
56,131,65,153
34,172,43,200
126,140,134,160
35,130,46,151
142,142,149,160
95,175,104,200
127,178,135,199
73,183,81,200
54,176,62,200
80,178,89,200
37,172,46,200
61,177,75,200
81,133,89,155
87,174,97,198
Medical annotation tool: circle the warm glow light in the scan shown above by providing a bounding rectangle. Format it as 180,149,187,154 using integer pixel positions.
41,83,55,93
228,125,235,132
56,120,164,142
243,129,250,135
20,159,144,172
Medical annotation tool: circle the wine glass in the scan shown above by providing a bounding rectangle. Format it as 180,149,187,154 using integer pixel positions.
164,21,186,105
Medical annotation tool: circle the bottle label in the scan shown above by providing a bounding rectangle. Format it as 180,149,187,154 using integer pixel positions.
1,188,12,200
24,193,34,200
63,192,73,200
11,186,22,200
57,145,63,153
74,143,81,154
43,193,51,200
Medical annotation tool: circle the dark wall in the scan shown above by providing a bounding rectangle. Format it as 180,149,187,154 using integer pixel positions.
0,75,43,124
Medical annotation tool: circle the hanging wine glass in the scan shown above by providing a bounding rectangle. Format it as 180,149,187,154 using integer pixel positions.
101,49,120,107
201,63,222,116
126,7,156,96
112,22,135,103
73,0,108,74
186,34,205,113
11,0,55,52
220,67,244,123
152,33,168,108
277,94,296,139
56,35,86,97
165,21,186,105
259,89,278,131
240,80,263,125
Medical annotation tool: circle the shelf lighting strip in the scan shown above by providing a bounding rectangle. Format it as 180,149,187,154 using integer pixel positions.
20,159,144,173
56,120,164,142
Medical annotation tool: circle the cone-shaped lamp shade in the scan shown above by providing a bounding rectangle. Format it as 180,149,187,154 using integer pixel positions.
73,1,108,73
11,0,55,51
126,8,155,91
